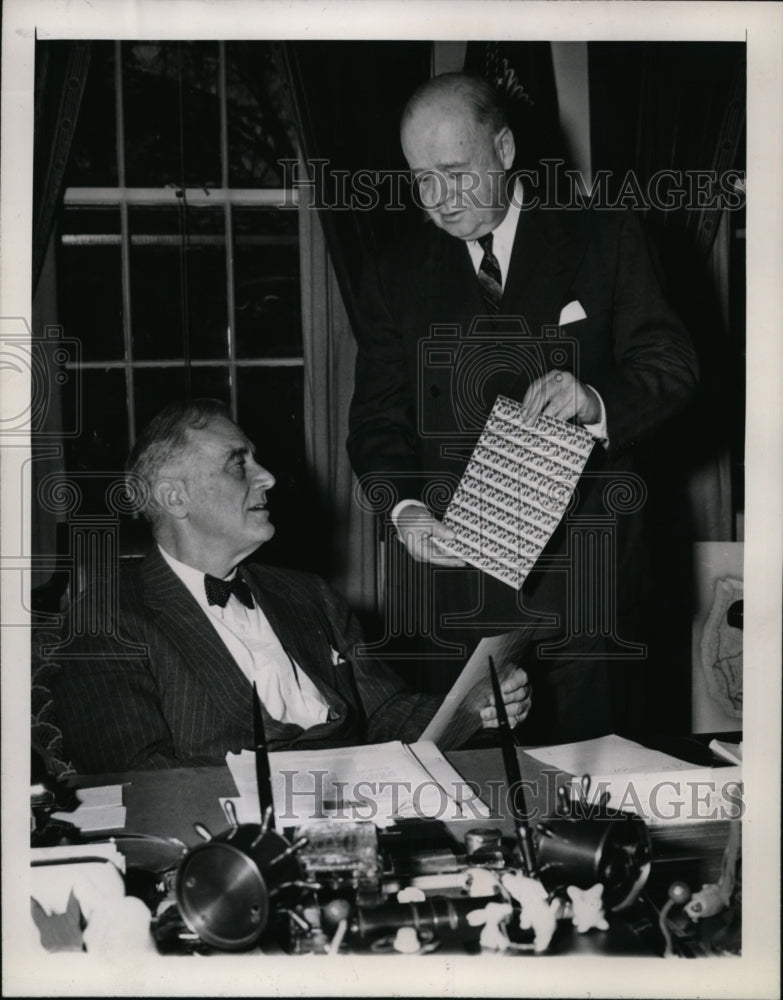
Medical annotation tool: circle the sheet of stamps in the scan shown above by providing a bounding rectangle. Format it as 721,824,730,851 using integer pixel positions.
442,396,594,588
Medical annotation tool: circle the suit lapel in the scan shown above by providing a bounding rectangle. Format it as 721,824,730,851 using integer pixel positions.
502,206,590,334
137,551,355,751
140,548,253,726
416,209,591,338
410,208,594,446
434,233,485,328
408,224,484,336
241,566,355,740
241,569,311,667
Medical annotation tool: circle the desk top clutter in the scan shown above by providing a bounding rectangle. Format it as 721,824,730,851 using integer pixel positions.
28,733,742,959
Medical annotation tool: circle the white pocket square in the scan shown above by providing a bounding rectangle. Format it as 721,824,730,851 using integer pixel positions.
558,300,587,325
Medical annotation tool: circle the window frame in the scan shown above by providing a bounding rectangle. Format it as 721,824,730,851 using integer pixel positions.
61,39,304,449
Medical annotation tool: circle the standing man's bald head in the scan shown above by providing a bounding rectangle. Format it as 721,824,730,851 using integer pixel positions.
401,73,509,138
400,73,516,241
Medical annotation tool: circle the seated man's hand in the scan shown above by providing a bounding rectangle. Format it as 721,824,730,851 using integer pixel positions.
395,504,466,567
519,369,601,425
480,666,532,729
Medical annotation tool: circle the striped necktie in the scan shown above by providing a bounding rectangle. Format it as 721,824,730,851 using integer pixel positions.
477,232,503,312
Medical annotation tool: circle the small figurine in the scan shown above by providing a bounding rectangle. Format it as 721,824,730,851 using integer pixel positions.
30,892,84,952
393,925,422,953
30,858,153,954
461,866,501,898
501,871,559,953
566,884,609,933
82,896,156,954
684,820,740,922
396,886,426,904
467,901,513,951
684,884,727,922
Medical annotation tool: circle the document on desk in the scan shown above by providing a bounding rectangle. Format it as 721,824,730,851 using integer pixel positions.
50,784,126,833
439,396,595,589
523,734,743,825
225,740,489,828
420,630,525,750
31,841,126,870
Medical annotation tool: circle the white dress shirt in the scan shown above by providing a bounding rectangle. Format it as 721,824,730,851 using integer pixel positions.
464,178,524,286
158,545,329,729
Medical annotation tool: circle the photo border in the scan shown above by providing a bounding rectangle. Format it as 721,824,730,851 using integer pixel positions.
2,2,780,996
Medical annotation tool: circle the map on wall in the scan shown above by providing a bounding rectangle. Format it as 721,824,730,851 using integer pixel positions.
691,542,744,734
699,576,743,719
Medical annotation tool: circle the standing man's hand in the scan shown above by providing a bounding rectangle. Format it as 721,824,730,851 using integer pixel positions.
395,505,466,566
519,370,601,425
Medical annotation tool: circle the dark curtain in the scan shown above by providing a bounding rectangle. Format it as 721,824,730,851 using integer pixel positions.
284,38,566,332
30,42,92,774
282,41,431,332
589,43,745,255
31,42,91,598
588,42,745,507
589,42,746,732
588,42,746,353
33,41,92,294
464,41,567,173
279,42,433,621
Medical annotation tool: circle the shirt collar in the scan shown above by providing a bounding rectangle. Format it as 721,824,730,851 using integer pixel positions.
157,543,236,608
480,177,523,260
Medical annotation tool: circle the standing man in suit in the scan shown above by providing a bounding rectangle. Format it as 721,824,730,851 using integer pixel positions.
347,73,699,741
52,399,530,772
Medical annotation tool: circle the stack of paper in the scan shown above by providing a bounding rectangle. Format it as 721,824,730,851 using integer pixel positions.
524,735,742,826
225,740,489,828
51,785,126,833
30,843,141,955
709,738,743,765
31,841,126,871
420,631,524,750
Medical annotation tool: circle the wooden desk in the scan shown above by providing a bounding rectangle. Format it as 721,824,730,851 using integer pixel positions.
64,746,739,958
75,747,731,890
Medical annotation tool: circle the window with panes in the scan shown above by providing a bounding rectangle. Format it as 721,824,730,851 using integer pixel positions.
52,40,307,557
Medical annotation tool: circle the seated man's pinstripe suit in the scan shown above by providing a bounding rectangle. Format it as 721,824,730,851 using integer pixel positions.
52,545,440,773
50,401,531,772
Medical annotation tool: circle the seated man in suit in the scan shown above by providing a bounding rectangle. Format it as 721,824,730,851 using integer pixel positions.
52,399,531,772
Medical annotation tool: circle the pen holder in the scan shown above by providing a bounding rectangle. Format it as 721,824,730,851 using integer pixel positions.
534,812,651,911
175,823,304,950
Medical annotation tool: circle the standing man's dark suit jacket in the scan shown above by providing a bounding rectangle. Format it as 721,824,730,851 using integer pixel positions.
52,546,437,773
348,206,699,719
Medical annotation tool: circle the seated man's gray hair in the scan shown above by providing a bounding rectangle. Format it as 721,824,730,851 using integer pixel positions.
126,398,231,523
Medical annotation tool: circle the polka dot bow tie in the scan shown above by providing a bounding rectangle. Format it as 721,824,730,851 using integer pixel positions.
204,573,255,609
